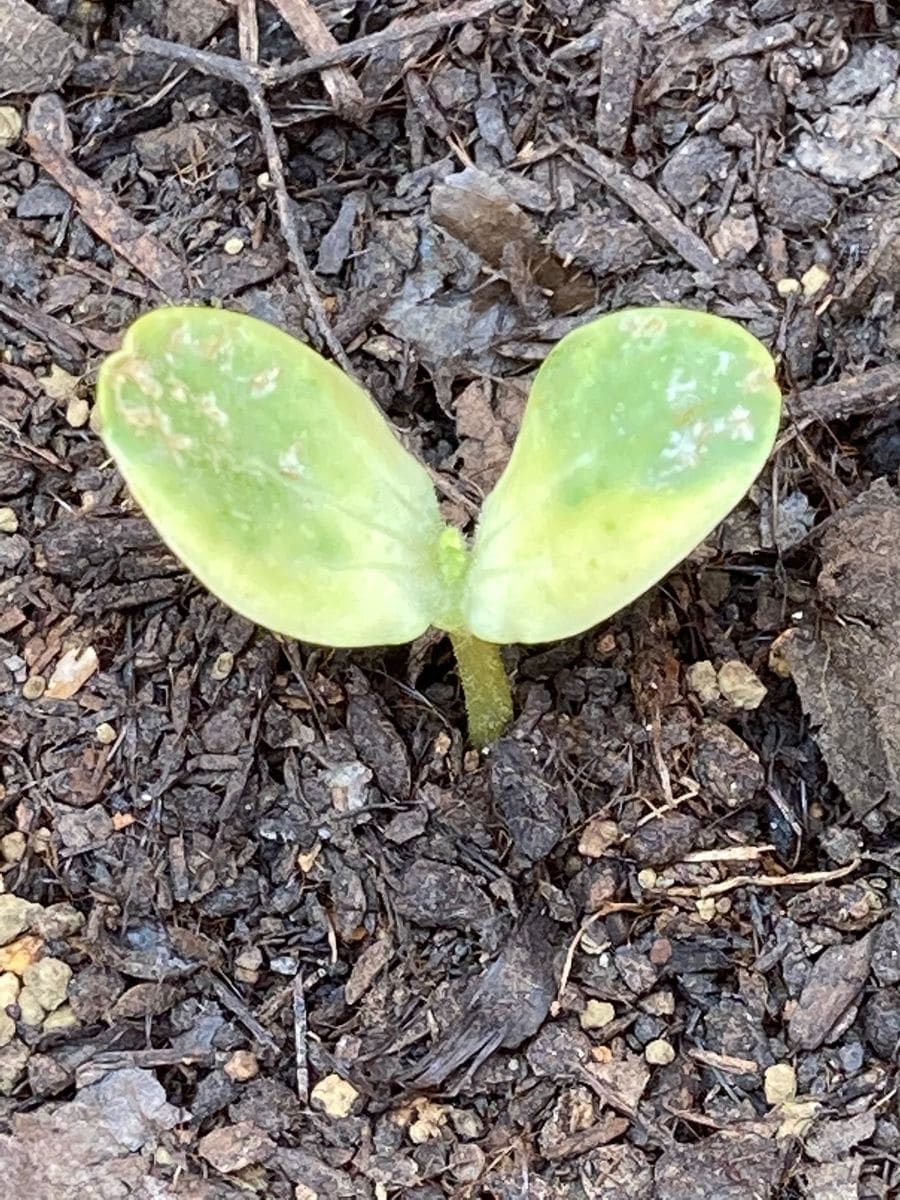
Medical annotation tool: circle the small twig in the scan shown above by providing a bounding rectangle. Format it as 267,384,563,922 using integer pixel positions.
293,970,309,1104
128,1,509,90
26,93,187,298
124,30,352,368
553,902,644,1011
568,143,720,276
789,362,900,422
270,0,366,122
247,82,354,371
260,0,510,86
125,31,255,87
237,0,260,63
207,972,280,1053
681,844,776,864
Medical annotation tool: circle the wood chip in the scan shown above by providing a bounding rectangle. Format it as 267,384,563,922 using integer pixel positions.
595,13,642,154
45,646,98,700
27,94,188,298
788,932,874,1051
790,362,900,422
710,22,796,64
0,0,83,93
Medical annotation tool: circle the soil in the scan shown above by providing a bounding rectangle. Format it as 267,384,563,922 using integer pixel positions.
1,2,900,1198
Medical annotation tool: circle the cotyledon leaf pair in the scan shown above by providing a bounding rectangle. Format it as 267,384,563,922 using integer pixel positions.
96,305,782,745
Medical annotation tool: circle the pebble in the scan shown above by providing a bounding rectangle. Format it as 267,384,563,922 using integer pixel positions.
22,675,46,700
580,999,616,1030
310,1073,359,1118
22,957,72,1011
0,974,19,1048
0,832,26,863
717,660,767,709
0,106,23,148
224,236,245,255
66,396,90,428
578,818,619,858
0,507,18,534
686,659,720,704
41,363,79,400
211,651,234,680
696,897,717,921
645,1038,676,1066
224,1049,260,1081
95,722,117,745
0,934,42,974
801,264,830,297
18,985,47,1026
46,645,99,700
0,894,37,945
0,1039,28,1094
43,1003,78,1032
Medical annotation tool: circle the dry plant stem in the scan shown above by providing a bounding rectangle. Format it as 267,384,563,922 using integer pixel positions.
128,1,508,89
270,0,366,121
449,632,513,748
246,84,354,372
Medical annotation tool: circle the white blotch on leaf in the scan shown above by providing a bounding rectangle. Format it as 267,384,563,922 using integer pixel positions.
279,442,305,479
665,368,699,410
169,326,197,351
251,367,280,398
198,392,229,427
660,421,708,471
117,357,163,401
743,366,771,392
729,405,755,441
715,350,733,376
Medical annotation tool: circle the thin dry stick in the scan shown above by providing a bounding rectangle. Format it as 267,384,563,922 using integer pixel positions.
664,857,859,900
270,0,366,121
237,0,260,63
128,0,508,89
246,81,354,371
292,971,309,1103
261,0,510,85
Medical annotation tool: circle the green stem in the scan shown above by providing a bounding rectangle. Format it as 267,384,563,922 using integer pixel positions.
450,632,514,748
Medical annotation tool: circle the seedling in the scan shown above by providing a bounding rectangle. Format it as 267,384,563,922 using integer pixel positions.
96,306,781,746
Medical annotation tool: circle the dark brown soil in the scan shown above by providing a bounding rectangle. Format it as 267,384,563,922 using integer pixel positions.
1,2,899,1198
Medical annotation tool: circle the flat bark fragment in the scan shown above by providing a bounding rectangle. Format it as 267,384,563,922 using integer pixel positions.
0,0,83,94
788,932,874,1050
782,479,900,816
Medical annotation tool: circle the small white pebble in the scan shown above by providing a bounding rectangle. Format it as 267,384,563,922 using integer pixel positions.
224,236,245,256
0,508,18,533
211,651,234,681
66,397,90,428
580,999,616,1031
764,1062,797,1105
645,1039,676,1066
95,722,117,745
0,832,26,863
310,1073,358,1119
717,660,767,710
224,1049,260,1081
0,106,23,149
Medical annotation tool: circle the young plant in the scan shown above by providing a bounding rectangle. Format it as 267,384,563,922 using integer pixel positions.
96,306,781,746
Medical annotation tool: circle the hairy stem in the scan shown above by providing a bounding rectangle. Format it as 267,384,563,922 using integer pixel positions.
450,632,514,748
